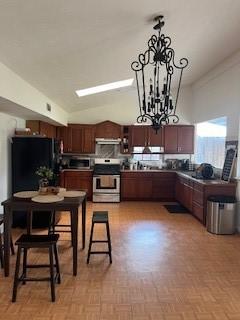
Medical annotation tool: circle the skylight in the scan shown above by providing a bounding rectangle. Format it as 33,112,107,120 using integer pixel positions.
76,78,134,97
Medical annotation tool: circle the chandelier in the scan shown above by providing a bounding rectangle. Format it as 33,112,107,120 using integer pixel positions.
131,15,188,133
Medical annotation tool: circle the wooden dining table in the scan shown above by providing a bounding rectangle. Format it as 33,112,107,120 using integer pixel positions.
1,194,87,277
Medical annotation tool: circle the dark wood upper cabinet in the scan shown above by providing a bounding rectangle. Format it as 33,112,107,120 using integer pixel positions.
71,126,83,153
148,127,163,146
131,126,148,146
26,120,56,139
164,126,178,153
81,125,95,154
164,125,194,154
177,126,194,153
95,121,121,139
131,125,163,147
57,124,95,154
56,126,72,152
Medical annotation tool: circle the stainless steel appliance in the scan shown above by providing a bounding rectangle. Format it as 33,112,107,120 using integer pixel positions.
93,158,120,202
69,157,91,169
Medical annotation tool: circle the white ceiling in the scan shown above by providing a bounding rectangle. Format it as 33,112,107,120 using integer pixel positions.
0,0,240,114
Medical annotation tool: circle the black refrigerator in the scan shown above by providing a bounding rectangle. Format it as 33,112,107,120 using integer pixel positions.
12,136,60,228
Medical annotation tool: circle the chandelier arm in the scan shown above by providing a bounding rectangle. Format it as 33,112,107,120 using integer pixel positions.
141,67,146,113
174,68,184,114
152,63,157,113
135,71,142,116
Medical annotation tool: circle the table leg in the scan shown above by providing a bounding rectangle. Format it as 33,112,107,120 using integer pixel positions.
3,206,12,277
27,211,33,234
82,198,86,250
71,208,79,276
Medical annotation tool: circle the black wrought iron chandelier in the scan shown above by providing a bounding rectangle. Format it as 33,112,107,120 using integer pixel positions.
131,15,188,133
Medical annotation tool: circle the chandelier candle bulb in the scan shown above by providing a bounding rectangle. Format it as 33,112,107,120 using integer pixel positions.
131,15,188,133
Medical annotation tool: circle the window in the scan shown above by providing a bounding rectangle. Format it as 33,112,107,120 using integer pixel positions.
132,147,161,161
195,117,226,169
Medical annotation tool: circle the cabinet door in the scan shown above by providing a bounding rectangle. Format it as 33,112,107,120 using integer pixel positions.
177,126,194,153
121,178,138,199
57,126,72,152
148,127,163,146
40,122,56,139
138,178,152,199
192,201,204,222
152,173,175,200
131,126,148,147
63,171,92,199
164,126,178,153
95,121,121,138
71,127,83,153
82,126,95,154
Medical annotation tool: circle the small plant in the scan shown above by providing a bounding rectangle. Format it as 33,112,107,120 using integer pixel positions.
35,166,54,181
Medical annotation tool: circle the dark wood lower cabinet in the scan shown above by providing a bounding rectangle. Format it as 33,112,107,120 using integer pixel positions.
61,170,93,200
121,171,236,225
121,172,175,201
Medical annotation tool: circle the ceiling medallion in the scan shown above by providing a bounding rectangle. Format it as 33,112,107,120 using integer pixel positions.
131,15,189,133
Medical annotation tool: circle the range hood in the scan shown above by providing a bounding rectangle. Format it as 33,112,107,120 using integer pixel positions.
96,138,121,145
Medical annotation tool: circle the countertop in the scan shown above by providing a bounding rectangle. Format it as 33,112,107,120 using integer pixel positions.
121,169,236,186
61,168,236,186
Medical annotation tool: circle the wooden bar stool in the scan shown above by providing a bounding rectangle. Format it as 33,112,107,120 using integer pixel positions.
87,211,112,264
48,210,74,246
12,234,61,302
0,214,15,268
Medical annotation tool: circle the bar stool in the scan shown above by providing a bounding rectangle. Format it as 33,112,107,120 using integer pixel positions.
12,234,61,302
87,211,112,264
0,214,15,268
48,210,73,245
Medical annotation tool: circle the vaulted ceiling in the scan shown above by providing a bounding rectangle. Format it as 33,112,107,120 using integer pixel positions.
0,0,240,114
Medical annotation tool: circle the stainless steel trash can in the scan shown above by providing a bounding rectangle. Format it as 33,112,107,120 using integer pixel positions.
207,195,236,234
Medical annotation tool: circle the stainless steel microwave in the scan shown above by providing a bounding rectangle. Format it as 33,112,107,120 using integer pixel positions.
68,157,91,169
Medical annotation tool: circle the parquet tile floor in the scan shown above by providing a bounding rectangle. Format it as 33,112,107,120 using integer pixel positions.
1,201,240,319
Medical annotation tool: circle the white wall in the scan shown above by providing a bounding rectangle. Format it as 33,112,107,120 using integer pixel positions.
192,50,240,140
68,85,193,125
0,62,68,126
191,50,240,229
0,112,25,213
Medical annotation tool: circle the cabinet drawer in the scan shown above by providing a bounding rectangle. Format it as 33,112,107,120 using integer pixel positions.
121,171,153,178
192,201,204,222
193,189,204,205
64,171,93,178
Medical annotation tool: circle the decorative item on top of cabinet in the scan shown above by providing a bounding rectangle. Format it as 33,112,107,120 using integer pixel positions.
95,121,121,139
121,126,132,154
26,120,56,139
164,125,194,154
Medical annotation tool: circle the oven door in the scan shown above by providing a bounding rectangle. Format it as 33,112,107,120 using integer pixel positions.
93,175,120,194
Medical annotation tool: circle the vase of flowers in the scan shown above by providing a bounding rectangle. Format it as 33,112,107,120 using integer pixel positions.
36,166,54,194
